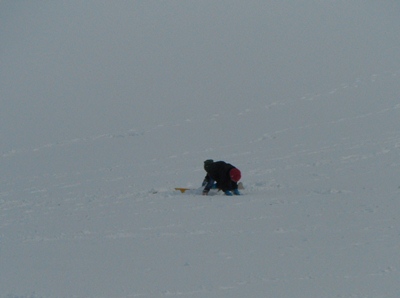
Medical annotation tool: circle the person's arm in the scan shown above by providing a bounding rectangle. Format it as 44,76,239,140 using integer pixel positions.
202,175,215,195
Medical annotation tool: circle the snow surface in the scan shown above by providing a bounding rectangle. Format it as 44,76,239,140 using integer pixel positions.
1,1,400,298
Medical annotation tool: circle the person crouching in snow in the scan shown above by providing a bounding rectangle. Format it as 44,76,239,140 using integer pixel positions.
202,159,241,196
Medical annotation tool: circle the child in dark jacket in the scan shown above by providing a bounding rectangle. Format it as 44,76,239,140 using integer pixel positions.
202,159,241,196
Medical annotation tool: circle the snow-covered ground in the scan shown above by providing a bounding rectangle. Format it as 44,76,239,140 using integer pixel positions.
1,2,400,298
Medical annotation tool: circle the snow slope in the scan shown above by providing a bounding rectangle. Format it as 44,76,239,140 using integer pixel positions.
1,2,400,298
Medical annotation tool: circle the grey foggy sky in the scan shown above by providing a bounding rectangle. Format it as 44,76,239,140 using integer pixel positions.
1,1,400,150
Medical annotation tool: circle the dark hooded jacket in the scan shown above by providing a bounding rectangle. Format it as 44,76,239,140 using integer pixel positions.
203,160,238,192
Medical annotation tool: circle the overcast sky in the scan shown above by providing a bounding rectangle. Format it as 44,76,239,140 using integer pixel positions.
1,1,400,150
